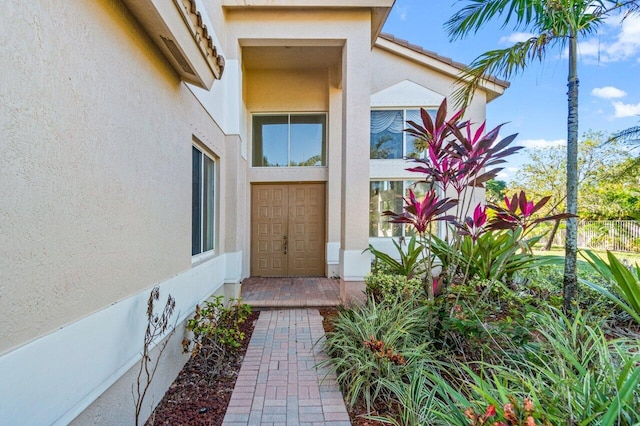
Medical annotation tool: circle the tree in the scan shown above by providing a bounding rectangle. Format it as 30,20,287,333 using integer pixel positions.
510,131,634,247
485,178,507,203
581,156,640,219
446,0,640,312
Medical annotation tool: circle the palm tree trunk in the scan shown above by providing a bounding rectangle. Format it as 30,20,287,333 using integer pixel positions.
563,34,579,313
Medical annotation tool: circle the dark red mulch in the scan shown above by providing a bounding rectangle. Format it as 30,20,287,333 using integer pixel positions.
147,311,259,426
318,307,392,426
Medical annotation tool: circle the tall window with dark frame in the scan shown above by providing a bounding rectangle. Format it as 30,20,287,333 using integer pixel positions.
192,146,215,256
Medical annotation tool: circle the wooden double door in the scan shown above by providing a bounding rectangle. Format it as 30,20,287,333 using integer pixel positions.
251,183,326,277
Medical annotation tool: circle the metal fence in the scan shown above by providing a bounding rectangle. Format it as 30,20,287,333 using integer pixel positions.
538,220,640,253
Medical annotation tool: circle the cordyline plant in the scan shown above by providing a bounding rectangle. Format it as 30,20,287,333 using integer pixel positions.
382,98,573,300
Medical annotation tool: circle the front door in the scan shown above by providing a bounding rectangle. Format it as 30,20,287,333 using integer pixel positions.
251,183,326,276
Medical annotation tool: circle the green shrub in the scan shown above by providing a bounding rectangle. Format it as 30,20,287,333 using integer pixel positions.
184,296,251,376
365,271,423,302
434,278,533,361
366,236,425,279
428,309,640,425
428,230,563,285
524,309,640,424
364,363,445,426
319,297,434,412
581,250,640,324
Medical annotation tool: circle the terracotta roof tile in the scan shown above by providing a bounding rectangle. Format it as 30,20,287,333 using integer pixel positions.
182,0,225,77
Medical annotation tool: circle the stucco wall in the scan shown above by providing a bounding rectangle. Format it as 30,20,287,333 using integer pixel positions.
371,46,487,127
0,1,227,353
245,68,329,113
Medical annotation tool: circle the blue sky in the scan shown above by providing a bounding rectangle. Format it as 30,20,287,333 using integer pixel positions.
382,1,640,181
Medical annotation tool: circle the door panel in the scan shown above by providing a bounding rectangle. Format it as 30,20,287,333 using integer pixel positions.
251,185,288,276
251,183,326,277
288,184,325,276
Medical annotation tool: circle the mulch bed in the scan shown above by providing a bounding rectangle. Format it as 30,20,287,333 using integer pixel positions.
147,311,259,426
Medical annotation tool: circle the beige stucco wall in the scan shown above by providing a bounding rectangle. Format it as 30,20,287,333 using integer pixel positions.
0,0,228,354
245,68,329,112
371,46,487,130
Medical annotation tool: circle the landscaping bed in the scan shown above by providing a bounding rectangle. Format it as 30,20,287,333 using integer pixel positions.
319,307,389,426
146,311,259,426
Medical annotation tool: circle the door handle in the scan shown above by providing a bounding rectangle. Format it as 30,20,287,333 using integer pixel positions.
283,235,288,254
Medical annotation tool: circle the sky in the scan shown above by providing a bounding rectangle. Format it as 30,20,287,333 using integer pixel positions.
382,0,640,182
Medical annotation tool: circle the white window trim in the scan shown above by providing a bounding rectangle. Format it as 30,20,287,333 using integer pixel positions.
192,143,217,260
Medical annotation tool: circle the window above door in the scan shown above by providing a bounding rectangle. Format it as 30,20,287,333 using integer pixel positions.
252,113,327,167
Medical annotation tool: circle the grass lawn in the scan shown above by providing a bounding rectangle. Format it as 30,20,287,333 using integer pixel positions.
534,246,640,264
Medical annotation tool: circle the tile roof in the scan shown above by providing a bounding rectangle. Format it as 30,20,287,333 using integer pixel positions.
182,0,225,77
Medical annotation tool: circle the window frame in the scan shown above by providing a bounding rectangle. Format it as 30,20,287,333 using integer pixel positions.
369,107,436,160
251,112,328,168
192,143,217,260
369,179,437,238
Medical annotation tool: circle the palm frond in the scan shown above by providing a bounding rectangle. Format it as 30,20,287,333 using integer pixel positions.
611,125,640,145
452,33,561,108
608,0,640,17
445,0,540,40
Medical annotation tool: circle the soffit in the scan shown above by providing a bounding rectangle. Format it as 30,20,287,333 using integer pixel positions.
242,46,342,70
122,0,224,89
222,0,395,46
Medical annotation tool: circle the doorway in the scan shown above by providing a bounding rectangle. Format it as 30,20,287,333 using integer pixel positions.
251,183,326,277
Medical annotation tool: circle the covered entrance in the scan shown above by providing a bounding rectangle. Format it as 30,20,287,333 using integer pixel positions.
251,183,326,277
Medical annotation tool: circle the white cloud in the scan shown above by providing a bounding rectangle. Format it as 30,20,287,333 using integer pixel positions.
395,5,407,21
591,86,627,99
613,101,640,118
499,32,534,44
519,138,566,149
497,167,520,181
579,14,640,63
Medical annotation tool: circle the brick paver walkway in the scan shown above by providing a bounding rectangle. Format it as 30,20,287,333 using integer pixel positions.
241,277,341,309
222,309,350,426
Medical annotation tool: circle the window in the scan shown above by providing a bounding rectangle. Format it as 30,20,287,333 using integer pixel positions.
192,145,215,256
370,109,434,159
252,114,327,167
369,180,435,237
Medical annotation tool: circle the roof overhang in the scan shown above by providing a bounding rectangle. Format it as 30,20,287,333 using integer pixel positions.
222,0,395,46
122,0,225,89
376,34,510,103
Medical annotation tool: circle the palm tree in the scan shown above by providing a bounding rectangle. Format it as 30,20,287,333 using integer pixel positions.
446,0,640,312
